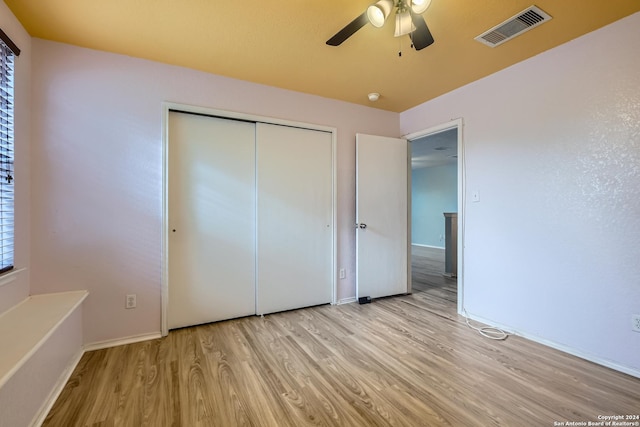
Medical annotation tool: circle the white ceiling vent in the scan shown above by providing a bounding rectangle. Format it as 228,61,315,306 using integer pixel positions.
475,6,552,48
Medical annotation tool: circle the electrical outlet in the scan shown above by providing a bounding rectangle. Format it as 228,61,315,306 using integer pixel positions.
126,294,137,309
339,268,346,279
632,314,640,333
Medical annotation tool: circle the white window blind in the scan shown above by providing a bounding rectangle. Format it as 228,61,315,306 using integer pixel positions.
0,29,19,274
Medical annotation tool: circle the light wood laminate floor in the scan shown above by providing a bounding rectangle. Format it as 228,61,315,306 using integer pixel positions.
411,245,457,311
44,288,639,426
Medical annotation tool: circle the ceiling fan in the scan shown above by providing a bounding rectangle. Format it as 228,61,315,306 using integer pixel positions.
326,0,435,51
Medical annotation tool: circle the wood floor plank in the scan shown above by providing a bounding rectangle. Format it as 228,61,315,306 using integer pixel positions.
43,266,640,426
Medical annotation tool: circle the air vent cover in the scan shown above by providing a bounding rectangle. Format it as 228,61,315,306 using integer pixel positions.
475,6,552,47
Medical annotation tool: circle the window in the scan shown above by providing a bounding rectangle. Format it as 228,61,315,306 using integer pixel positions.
0,29,19,274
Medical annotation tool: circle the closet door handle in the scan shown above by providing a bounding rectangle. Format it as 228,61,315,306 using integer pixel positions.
356,223,367,229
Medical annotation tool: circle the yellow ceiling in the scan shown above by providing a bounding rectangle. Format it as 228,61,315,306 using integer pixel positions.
6,0,640,112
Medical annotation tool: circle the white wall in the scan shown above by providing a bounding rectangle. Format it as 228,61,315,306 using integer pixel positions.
401,13,640,374
0,0,30,314
30,39,399,344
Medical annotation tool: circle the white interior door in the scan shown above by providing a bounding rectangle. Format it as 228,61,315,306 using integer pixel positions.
168,112,256,329
256,123,333,315
356,133,408,299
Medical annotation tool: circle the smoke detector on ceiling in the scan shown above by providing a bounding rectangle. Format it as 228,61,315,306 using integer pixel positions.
475,5,552,48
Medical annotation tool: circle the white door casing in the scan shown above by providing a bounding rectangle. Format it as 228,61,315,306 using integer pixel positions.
165,107,336,333
356,133,409,300
404,118,464,314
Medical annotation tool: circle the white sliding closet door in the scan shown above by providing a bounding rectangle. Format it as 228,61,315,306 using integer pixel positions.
168,112,256,329
256,123,333,315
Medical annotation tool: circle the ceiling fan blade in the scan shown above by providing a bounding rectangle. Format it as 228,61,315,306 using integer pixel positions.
326,12,369,46
410,13,434,50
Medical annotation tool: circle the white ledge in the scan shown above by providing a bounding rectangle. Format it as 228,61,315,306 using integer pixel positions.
0,290,88,389
0,268,27,288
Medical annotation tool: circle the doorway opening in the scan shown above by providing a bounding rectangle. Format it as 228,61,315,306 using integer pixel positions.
407,120,463,315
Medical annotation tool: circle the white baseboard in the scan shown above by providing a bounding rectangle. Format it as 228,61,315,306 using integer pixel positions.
30,348,84,427
84,332,162,352
411,243,445,250
337,297,356,305
464,311,640,379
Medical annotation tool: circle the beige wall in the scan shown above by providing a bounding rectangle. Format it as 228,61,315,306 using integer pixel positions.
402,12,640,376
29,38,399,344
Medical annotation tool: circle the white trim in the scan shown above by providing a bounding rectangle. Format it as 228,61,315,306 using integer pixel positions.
161,105,170,336
0,267,26,288
30,348,84,427
411,243,445,250
254,126,259,317
337,297,357,305
331,129,338,306
83,332,162,352
464,311,640,379
405,118,465,315
407,144,412,295
0,291,88,389
457,119,465,315
162,102,337,133
403,119,462,141
161,102,337,336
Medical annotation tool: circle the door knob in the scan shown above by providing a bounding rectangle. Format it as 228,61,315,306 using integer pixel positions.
358,223,367,229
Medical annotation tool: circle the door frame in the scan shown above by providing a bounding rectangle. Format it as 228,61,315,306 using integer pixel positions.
161,102,338,336
404,118,464,314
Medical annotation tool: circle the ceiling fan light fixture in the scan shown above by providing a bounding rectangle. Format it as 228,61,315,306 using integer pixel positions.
394,10,416,37
326,0,434,51
410,0,432,14
367,0,393,28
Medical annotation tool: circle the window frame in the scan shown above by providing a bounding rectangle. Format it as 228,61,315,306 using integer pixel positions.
0,27,19,275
